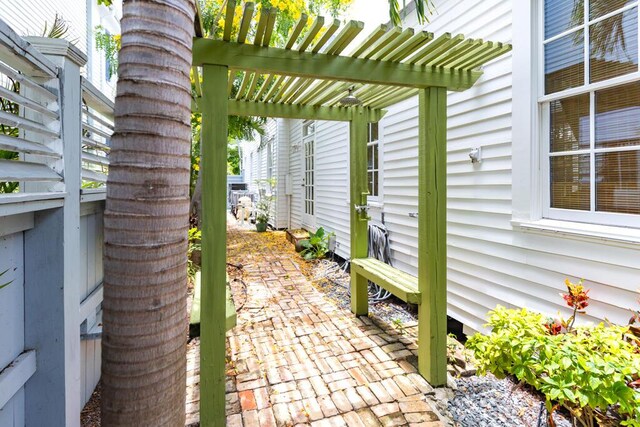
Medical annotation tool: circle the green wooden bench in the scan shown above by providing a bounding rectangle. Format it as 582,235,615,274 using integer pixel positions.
190,271,237,331
350,257,421,305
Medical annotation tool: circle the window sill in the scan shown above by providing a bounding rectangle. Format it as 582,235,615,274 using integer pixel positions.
511,219,640,248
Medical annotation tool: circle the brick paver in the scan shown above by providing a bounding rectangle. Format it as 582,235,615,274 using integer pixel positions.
186,221,444,426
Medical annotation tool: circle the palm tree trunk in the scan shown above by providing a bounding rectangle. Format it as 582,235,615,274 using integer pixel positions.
101,0,195,425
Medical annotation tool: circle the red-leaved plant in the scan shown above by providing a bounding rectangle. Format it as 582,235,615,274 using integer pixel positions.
561,279,590,332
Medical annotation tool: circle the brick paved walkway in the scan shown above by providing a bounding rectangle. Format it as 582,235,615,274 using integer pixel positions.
186,221,444,426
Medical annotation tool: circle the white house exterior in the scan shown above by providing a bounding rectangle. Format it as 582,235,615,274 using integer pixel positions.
241,0,640,334
0,2,118,426
0,0,121,98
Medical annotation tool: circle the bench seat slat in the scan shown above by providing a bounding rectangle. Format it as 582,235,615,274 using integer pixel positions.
351,257,421,305
356,259,418,290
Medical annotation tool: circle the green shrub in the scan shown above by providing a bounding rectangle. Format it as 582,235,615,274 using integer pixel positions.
467,306,640,426
300,227,334,260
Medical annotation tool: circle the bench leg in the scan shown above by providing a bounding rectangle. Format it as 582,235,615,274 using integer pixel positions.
350,270,368,316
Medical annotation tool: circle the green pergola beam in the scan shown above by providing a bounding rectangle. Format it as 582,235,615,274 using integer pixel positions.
193,38,483,91
418,86,448,386
200,64,229,427
227,99,385,121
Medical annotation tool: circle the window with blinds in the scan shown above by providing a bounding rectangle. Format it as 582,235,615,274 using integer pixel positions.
542,0,640,224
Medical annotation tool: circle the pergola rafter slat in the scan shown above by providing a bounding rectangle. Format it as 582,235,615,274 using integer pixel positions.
386,30,434,62
350,24,388,58
360,25,403,59
285,13,309,49
296,16,324,52
192,7,512,426
262,8,278,47
253,6,269,46
237,2,255,43
369,27,415,60
222,0,236,42
323,20,364,55
311,18,341,53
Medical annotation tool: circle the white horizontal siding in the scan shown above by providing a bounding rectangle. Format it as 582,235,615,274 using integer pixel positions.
0,0,87,53
239,0,640,335
314,120,350,259
379,0,640,332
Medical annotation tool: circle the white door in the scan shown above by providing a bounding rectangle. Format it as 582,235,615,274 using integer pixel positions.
302,121,316,230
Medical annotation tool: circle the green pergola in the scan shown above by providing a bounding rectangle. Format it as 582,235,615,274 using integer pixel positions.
191,2,511,425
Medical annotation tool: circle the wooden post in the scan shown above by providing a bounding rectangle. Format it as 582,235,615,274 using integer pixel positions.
418,87,448,386
349,107,369,316
200,64,228,427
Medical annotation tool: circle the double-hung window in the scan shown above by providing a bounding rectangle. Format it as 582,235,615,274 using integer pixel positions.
367,122,380,199
541,0,640,227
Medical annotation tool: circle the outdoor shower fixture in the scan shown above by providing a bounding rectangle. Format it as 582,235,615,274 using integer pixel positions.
339,86,362,106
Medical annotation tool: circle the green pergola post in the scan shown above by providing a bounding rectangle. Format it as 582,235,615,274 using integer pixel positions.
349,106,369,316
417,87,448,386
200,64,228,427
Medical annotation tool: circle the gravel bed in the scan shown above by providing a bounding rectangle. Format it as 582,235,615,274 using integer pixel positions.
310,258,417,325
448,375,572,427
308,256,574,427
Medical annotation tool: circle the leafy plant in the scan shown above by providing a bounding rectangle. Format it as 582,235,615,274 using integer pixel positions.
94,25,121,79
42,13,72,39
0,268,14,290
187,227,202,280
468,305,640,427
255,178,276,224
300,227,334,260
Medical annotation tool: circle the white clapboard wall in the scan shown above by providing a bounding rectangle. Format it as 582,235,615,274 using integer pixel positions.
247,0,640,334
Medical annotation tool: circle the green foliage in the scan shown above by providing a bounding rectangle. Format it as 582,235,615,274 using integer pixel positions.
467,306,640,426
388,0,436,27
0,268,14,290
227,142,241,175
198,0,352,43
300,227,334,260
97,0,113,6
42,13,73,39
254,178,276,224
94,25,120,79
187,227,202,280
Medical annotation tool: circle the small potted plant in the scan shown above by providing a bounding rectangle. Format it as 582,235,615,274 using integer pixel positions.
254,178,276,232
254,199,270,232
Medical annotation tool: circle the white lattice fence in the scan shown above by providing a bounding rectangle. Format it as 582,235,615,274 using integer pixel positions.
81,77,113,187
0,20,62,200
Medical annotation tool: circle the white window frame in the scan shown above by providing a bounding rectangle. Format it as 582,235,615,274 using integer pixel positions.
367,122,382,202
302,120,315,218
267,138,274,180
512,1,640,236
